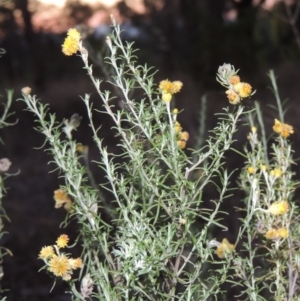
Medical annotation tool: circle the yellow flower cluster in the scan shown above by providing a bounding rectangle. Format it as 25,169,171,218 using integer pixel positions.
38,234,83,281
215,238,235,258
269,167,282,178
225,75,252,105
273,119,294,139
62,28,81,56
261,201,289,239
174,120,189,149
54,189,73,211
265,228,288,240
267,201,289,216
159,80,183,103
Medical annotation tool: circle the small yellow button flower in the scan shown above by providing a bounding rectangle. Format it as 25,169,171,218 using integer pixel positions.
215,238,235,258
273,119,294,139
159,80,172,93
267,201,289,216
159,79,183,94
265,229,278,240
67,28,81,41
159,80,183,103
173,108,178,114
247,166,255,174
48,254,70,278
62,36,80,56
229,75,240,85
68,258,83,269
265,228,288,240
171,81,183,94
21,86,31,95
54,189,72,211
62,28,81,56
277,228,289,238
225,89,241,105
56,234,69,248
174,121,182,133
177,140,187,149
233,82,252,98
179,131,189,142
270,167,282,178
260,164,267,171
38,246,55,260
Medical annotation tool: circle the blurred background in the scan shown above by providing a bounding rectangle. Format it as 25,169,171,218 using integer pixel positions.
1,0,300,300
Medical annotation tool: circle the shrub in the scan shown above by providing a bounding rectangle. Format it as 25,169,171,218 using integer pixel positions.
20,17,300,301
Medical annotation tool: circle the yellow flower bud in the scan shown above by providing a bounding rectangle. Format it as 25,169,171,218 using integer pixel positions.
177,140,186,149
247,166,255,174
180,131,189,142
21,86,31,95
162,92,172,103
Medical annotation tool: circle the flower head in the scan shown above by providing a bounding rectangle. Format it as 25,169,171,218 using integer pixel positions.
48,254,70,278
270,167,282,178
225,89,241,105
265,228,288,240
273,119,294,139
176,129,189,149
62,28,81,56
56,234,69,248
179,131,189,142
233,82,252,98
69,258,83,269
177,140,187,149
171,81,183,93
230,75,240,85
174,121,182,133
21,86,31,95
215,238,235,258
260,164,267,171
247,166,255,174
67,28,81,41
267,201,289,216
54,189,72,211
159,80,183,94
159,80,182,103
38,246,55,260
